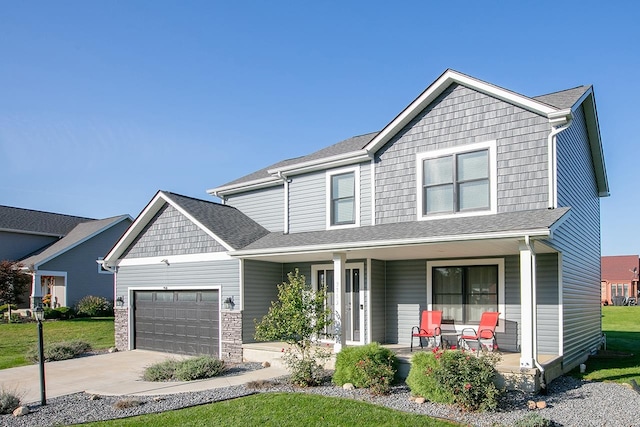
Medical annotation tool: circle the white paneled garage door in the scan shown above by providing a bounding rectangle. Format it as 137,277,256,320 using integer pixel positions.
134,290,219,356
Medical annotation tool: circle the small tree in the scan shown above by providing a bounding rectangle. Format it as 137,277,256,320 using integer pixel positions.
254,269,333,386
0,261,31,306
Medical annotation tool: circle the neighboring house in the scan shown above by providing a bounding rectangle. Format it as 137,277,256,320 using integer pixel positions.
0,205,131,308
103,69,609,385
601,255,639,305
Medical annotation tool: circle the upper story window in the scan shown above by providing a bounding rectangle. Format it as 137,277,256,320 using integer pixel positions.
326,167,360,229
417,141,497,220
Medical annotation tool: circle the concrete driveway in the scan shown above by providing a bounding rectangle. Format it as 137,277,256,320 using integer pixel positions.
0,350,286,404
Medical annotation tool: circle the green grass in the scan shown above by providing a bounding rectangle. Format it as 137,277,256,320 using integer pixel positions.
0,317,114,369
578,306,640,384
81,393,459,426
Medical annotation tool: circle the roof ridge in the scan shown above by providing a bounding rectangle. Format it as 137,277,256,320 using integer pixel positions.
533,85,589,98
162,191,239,210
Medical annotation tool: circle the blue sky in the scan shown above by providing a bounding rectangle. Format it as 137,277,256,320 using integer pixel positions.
1,1,638,256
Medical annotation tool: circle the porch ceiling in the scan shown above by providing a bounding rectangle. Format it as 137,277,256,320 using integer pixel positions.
233,237,557,263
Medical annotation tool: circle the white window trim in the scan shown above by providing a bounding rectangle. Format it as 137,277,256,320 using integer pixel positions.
326,166,360,230
416,140,497,221
426,258,505,333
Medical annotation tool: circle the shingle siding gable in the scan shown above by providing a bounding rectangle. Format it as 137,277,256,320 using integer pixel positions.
123,204,227,258
374,83,551,224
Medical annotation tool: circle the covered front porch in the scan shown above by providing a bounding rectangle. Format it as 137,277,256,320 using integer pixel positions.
242,341,563,393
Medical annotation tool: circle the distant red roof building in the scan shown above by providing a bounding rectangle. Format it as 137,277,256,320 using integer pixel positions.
601,255,639,305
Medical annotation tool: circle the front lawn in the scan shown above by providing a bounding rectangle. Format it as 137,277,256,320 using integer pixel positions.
81,393,459,426
0,317,114,369
578,306,640,384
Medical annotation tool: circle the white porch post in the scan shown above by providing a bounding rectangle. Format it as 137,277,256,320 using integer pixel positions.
332,252,347,353
519,240,536,368
30,271,41,309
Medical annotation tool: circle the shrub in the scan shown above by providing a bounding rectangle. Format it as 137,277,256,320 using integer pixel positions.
406,351,455,405
514,413,552,427
0,389,21,415
44,307,61,319
406,348,501,411
54,306,76,320
143,356,226,382
174,356,226,381
143,359,180,382
27,340,92,362
0,304,17,313
283,350,328,387
75,295,113,317
333,343,398,395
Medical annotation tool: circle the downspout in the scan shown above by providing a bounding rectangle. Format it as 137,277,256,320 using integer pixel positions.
547,114,573,209
524,235,546,391
276,172,290,234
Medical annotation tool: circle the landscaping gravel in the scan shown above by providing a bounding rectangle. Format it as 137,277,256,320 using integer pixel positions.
3,369,640,426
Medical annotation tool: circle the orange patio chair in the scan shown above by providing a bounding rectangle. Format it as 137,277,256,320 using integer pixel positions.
458,311,499,353
411,310,442,351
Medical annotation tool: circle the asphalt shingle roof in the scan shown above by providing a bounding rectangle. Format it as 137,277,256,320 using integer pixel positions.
239,207,570,252
533,86,590,110
217,132,379,189
0,205,94,236
601,255,640,281
162,192,269,249
21,215,130,267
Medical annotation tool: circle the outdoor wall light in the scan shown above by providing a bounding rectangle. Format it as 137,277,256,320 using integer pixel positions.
223,296,235,310
116,296,125,307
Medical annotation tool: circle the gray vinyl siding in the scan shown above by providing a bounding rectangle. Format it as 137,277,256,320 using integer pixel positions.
225,186,284,232
502,255,521,353
36,220,131,307
289,172,325,233
283,263,312,283
242,260,283,343
536,253,559,354
2,231,57,262
552,105,602,370
116,259,240,307
123,204,226,258
374,83,550,224
360,162,372,226
385,260,427,345
370,259,386,343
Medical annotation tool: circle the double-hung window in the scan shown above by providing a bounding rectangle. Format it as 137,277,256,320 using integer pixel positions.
417,141,496,219
327,167,359,228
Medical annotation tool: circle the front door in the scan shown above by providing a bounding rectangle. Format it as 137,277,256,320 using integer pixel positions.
313,264,363,344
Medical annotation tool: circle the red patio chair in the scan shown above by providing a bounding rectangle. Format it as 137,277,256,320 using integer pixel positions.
411,310,442,351
458,311,500,353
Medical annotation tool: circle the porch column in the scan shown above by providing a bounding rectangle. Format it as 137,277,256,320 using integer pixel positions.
30,272,41,309
332,252,347,353
519,240,535,369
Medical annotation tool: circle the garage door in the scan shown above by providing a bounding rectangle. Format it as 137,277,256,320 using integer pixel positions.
134,290,219,356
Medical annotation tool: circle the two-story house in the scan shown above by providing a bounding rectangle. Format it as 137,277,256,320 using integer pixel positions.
103,69,608,386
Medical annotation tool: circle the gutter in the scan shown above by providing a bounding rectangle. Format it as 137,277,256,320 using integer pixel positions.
524,235,547,391
547,109,573,209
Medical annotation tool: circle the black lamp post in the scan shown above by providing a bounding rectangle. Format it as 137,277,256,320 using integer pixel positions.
34,304,46,406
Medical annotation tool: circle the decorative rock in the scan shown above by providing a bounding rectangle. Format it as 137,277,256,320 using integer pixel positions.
153,397,165,402
89,394,101,401
342,383,355,390
108,347,118,353
536,401,547,409
415,397,426,404
527,400,537,410
261,361,271,368
408,396,416,402
13,406,29,417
